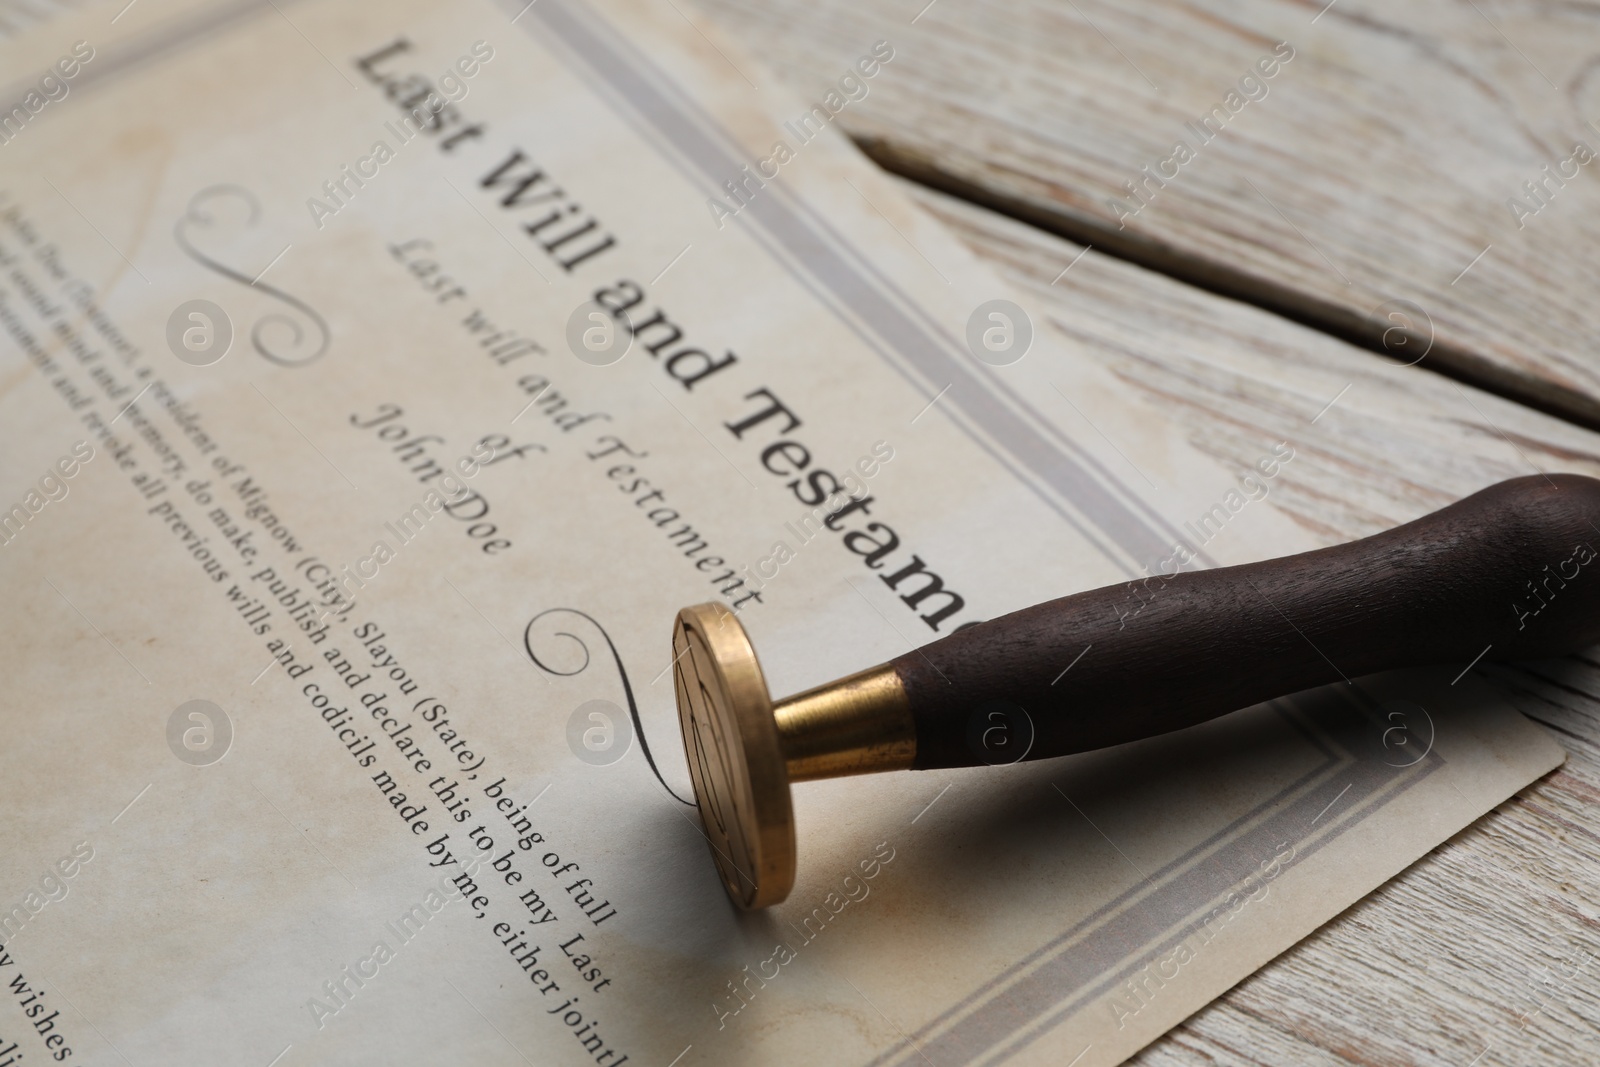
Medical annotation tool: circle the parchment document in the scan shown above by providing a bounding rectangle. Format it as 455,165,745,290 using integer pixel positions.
0,0,1564,1064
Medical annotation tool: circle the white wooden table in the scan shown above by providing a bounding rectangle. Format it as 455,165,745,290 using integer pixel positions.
694,2,1600,1062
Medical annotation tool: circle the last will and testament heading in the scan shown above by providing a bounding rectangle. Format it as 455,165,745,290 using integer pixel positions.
337,35,971,631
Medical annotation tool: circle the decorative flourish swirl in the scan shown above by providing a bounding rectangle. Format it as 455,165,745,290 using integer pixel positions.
173,185,330,367
524,607,695,806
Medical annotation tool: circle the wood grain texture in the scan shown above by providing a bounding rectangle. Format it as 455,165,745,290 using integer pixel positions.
904,182,1600,1066
696,0,1600,429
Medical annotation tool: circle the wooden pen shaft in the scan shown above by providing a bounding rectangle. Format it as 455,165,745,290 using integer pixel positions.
891,475,1600,770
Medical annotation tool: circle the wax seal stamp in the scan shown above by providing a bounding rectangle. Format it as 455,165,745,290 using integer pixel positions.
674,475,1600,908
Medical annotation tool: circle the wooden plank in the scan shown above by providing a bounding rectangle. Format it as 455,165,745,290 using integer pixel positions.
903,182,1600,1066
696,0,1600,429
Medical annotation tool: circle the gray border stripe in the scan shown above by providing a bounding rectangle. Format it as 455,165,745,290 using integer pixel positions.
866,699,1344,1066
892,688,1439,1066
521,0,1195,574
734,149,1208,571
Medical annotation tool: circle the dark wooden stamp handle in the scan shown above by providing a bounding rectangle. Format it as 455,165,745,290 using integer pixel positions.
892,474,1600,769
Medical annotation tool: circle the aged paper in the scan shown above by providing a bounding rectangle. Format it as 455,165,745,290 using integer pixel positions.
0,0,1563,1065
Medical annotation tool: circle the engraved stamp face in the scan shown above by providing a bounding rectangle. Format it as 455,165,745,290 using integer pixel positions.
676,621,757,904
673,606,794,909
